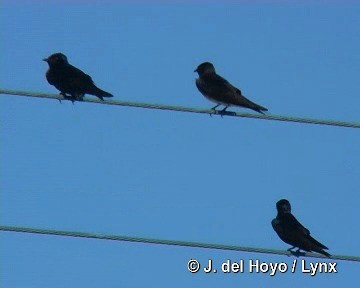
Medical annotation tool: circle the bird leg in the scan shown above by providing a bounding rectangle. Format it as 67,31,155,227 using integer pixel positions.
75,93,85,102
210,104,220,117
219,106,229,118
294,249,305,257
59,92,76,104
288,248,306,258
58,92,67,103
286,246,296,257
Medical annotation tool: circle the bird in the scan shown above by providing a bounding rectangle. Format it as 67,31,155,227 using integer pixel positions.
271,199,330,257
194,62,268,114
43,53,113,101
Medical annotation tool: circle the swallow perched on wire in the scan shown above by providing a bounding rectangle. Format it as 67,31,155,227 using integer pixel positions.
194,62,268,114
43,53,113,101
272,199,330,257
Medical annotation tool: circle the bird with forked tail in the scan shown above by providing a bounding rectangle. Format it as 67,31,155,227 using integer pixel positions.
194,62,268,114
43,52,113,101
272,199,331,257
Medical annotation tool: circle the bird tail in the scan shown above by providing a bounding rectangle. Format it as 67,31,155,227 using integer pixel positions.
316,249,331,258
88,86,113,100
308,235,329,250
243,99,268,115
307,235,330,257
238,93,268,115
251,103,268,115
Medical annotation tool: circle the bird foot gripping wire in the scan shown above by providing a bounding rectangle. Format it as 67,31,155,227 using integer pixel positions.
212,108,236,118
210,105,234,118
58,93,73,104
287,247,306,258
58,93,84,104
209,104,220,117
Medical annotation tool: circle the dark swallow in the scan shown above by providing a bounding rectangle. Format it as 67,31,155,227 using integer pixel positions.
194,62,268,114
272,199,330,257
43,53,113,101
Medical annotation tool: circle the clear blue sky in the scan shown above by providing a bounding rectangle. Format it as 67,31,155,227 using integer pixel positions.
1,1,359,287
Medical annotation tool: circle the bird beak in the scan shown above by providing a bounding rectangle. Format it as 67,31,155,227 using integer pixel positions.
42,58,48,62
194,68,198,72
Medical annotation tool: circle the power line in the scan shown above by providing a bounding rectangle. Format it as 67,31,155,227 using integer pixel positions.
1,225,359,262
1,89,359,129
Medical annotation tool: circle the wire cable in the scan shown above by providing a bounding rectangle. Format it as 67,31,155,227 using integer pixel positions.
1,225,359,262
1,89,359,129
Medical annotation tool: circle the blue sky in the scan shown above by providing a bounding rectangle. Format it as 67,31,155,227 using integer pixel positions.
1,2,359,287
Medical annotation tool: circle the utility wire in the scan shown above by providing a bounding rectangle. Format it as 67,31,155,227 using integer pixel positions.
1,89,359,129
1,225,359,262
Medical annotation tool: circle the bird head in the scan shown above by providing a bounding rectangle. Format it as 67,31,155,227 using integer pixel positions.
43,53,69,67
276,199,291,214
194,62,216,76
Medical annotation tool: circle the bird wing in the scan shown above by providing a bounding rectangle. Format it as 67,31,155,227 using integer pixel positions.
196,74,244,102
285,213,311,236
196,74,239,102
307,234,329,250
272,214,311,250
204,74,267,112
288,214,328,250
64,64,95,90
272,217,303,248
208,74,243,104
273,213,329,254
290,214,328,249
222,77,266,110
